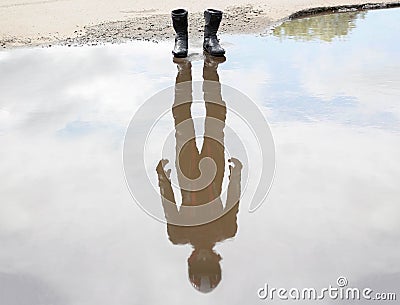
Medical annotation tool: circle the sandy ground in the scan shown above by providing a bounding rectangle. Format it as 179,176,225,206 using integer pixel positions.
0,0,399,48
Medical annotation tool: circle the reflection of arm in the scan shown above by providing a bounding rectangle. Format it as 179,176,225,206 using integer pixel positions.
156,160,179,222
157,160,190,245
222,158,242,239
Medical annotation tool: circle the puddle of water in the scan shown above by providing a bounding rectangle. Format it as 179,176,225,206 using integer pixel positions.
0,7,400,305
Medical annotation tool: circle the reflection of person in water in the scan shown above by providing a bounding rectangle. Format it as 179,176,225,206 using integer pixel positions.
156,55,242,293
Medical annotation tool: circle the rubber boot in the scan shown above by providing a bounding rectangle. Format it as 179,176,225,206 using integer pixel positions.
203,9,225,57
172,9,189,58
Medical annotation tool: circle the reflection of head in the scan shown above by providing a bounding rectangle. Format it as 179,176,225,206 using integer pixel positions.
188,249,222,293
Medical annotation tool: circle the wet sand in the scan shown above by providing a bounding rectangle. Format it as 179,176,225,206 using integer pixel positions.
0,0,399,48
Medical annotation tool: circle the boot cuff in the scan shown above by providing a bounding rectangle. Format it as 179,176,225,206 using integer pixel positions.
172,8,188,17
205,8,223,16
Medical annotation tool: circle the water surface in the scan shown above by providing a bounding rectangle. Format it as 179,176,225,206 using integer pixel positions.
0,8,399,305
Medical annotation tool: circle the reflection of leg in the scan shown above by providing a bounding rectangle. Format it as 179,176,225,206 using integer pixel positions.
172,60,199,203
174,58,192,84
203,56,226,124
201,56,226,195
202,54,225,82
203,55,226,125
173,59,192,126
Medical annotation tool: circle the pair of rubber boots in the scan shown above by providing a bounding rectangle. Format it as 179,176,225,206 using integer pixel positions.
172,8,225,58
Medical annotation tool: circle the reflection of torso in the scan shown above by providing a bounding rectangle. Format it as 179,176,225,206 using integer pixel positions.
169,134,237,247
172,134,231,246
168,125,238,247
179,137,225,207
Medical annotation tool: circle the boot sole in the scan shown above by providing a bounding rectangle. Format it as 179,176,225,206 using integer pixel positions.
203,48,225,57
172,51,188,58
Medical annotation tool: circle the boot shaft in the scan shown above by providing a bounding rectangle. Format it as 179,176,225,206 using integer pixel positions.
172,9,188,36
204,9,223,38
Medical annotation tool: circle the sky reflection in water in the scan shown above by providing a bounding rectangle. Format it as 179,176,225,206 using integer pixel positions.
0,7,399,305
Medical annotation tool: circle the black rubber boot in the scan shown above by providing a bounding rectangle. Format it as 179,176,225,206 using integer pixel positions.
171,9,188,58
203,9,225,57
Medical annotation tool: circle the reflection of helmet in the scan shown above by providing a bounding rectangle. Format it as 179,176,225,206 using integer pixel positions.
188,249,222,293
